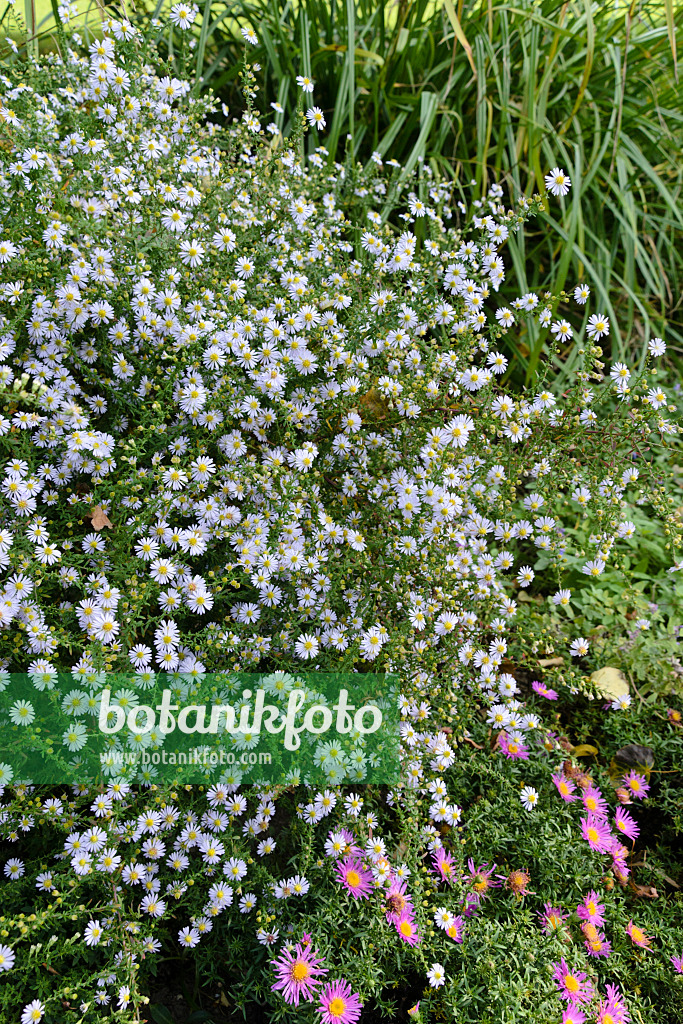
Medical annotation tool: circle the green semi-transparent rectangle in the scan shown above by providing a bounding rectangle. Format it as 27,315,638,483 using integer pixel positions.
0,671,400,786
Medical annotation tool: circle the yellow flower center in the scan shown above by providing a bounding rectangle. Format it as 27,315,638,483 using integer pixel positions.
328,997,346,1017
399,920,413,937
291,962,310,982
346,870,360,888
565,975,580,994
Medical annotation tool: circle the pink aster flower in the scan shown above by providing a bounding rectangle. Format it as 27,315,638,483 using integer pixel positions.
532,680,558,699
576,890,605,926
465,859,499,899
611,839,629,864
383,878,413,925
622,770,650,800
395,910,421,946
462,891,481,917
552,958,595,1003
581,923,611,958
504,868,533,898
626,919,652,949
431,847,456,885
562,1005,587,1024
336,856,373,899
499,732,529,760
614,806,639,841
581,786,608,819
318,979,362,1024
597,984,630,1024
339,829,362,856
612,860,630,886
446,915,464,943
580,814,614,854
539,902,567,935
271,941,328,1006
552,773,578,802
335,851,374,901
671,952,683,973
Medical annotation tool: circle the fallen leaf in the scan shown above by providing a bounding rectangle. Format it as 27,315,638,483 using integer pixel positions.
572,743,599,758
538,657,564,667
628,880,659,899
591,666,628,701
614,743,655,771
89,505,113,530
359,388,389,421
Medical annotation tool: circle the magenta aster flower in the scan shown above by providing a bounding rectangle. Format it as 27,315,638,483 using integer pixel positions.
336,856,373,899
580,814,613,853
551,958,596,1003
626,919,652,948
583,929,611,958
339,829,362,856
462,891,480,917
539,902,567,935
576,890,605,926
465,859,499,899
532,680,558,699
622,770,650,800
504,868,533,898
614,807,639,841
383,878,413,925
395,910,421,946
581,786,608,819
271,941,328,1006
612,859,630,886
552,773,578,802
446,915,464,943
562,1006,587,1024
431,847,456,884
318,979,362,1024
596,984,630,1024
671,952,683,973
499,732,529,760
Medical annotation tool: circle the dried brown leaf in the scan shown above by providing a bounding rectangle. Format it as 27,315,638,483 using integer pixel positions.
89,505,113,531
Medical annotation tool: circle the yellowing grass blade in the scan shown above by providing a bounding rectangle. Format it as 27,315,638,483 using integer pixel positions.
664,0,678,82
443,0,477,78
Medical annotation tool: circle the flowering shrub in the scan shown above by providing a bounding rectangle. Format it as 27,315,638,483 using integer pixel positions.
0,19,682,1024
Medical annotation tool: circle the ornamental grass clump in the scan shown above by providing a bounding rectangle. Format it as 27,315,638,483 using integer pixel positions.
0,19,681,1024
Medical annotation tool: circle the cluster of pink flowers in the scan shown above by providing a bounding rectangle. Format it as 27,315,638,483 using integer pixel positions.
551,767,648,886
552,960,631,1023
271,938,362,1024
